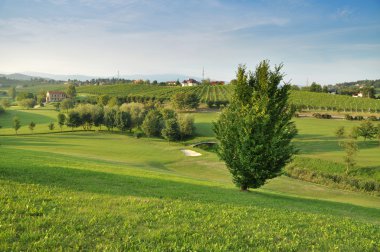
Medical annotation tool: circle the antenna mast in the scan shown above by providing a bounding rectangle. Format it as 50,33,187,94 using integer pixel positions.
202,67,204,81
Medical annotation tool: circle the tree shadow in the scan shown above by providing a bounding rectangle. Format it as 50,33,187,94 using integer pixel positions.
0,163,378,223
295,139,379,155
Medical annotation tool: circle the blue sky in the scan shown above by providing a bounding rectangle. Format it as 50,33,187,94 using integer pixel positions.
0,0,379,84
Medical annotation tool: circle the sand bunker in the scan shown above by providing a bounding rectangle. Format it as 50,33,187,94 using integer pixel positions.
181,149,202,157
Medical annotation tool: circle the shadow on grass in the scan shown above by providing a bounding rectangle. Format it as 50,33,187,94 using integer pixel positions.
0,162,379,223
295,139,379,154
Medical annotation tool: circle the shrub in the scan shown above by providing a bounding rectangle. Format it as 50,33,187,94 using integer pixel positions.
321,114,332,119
345,114,353,120
312,113,321,119
354,115,364,121
312,113,331,119
335,126,345,138
0,105,5,114
206,101,214,108
161,118,180,141
367,115,378,121
178,114,195,140
133,131,143,139
142,110,163,137
19,98,36,109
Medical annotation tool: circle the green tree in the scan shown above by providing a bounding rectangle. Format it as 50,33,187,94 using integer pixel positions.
1,99,11,108
60,98,74,112
76,104,93,130
161,118,180,141
97,95,110,106
104,107,117,131
48,122,55,131
350,126,359,139
322,86,329,93
357,120,377,140
115,110,132,132
142,110,163,137
119,102,146,129
66,84,77,98
310,82,322,92
28,121,36,133
339,140,358,175
213,62,297,191
335,126,345,138
66,111,81,131
13,117,21,135
91,105,104,130
19,98,36,109
178,114,195,140
16,92,34,101
171,93,200,111
290,85,300,91
57,113,66,132
8,87,16,100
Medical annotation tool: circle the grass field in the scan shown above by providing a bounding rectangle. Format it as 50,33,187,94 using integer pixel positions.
0,107,379,250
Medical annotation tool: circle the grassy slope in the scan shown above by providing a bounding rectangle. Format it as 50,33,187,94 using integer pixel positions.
0,108,379,250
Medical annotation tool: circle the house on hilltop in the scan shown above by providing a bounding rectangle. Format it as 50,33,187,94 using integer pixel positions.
182,79,199,87
46,91,67,102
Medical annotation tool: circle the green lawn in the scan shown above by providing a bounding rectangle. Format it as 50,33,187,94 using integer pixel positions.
0,108,379,250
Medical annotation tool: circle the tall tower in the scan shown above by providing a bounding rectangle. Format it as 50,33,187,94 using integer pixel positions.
202,67,204,81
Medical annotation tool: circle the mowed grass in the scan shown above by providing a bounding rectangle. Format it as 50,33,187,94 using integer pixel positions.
1,133,380,250
0,108,380,250
191,112,380,181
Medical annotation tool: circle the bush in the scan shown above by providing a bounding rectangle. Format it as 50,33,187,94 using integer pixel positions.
206,101,214,108
345,114,353,120
354,115,364,121
19,98,36,109
178,114,195,140
313,113,332,119
0,105,5,114
161,118,180,141
312,113,321,119
133,131,143,139
367,115,378,121
321,114,332,119
142,110,163,137
285,161,380,195
171,92,200,111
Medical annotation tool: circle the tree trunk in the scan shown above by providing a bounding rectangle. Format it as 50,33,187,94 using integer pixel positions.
240,185,248,191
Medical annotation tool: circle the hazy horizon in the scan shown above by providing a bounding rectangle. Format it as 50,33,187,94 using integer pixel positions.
0,0,379,85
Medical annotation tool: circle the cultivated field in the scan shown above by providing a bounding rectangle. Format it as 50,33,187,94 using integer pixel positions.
0,107,379,250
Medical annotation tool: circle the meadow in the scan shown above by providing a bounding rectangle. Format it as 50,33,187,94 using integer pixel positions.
0,107,379,250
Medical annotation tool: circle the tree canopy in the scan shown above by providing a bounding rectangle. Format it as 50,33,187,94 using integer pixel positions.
214,61,297,191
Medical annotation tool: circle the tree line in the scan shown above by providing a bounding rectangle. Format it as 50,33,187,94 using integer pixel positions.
9,102,195,141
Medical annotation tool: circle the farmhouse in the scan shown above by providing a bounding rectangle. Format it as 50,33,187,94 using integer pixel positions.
210,81,225,86
182,78,199,87
352,92,363,98
46,91,67,102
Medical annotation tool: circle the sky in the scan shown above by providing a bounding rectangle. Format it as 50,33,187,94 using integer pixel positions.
0,0,379,85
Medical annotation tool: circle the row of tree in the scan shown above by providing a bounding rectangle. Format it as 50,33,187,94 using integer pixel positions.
59,103,195,141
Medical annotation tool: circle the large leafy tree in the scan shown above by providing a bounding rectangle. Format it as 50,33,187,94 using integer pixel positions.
66,84,77,98
214,61,297,191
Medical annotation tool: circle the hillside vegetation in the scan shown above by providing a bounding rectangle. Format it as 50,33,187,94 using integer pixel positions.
76,84,380,112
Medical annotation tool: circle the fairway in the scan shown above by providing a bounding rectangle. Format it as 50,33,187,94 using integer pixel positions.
1,108,379,250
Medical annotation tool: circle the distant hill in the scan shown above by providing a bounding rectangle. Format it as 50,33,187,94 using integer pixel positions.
0,73,37,81
2,72,202,82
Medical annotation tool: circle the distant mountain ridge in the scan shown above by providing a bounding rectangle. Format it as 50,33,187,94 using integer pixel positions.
0,72,202,82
